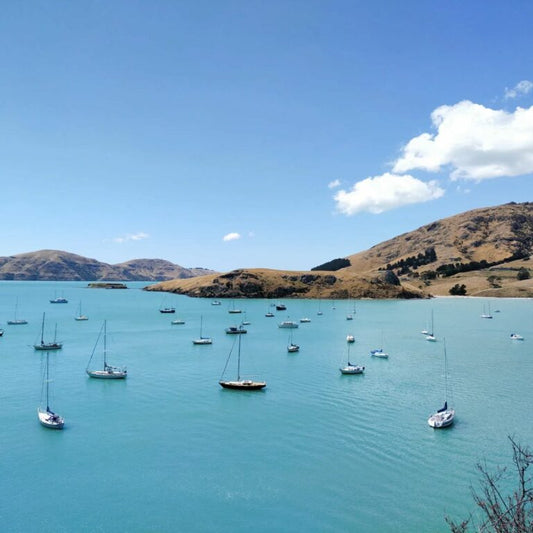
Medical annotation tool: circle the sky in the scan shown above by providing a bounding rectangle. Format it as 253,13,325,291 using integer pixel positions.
1,1,532,272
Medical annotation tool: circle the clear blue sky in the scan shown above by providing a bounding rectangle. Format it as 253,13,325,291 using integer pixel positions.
1,1,532,272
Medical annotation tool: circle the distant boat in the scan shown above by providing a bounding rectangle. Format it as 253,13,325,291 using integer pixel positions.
276,303,287,311
228,300,242,314
50,296,68,304
278,320,299,329
34,313,62,351
37,351,64,429
299,317,311,323
346,334,355,343
241,313,251,326
74,301,89,321
340,342,365,375
225,325,247,335
317,299,323,316
370,348,389,359
211,300,221,306
481,303,493,319
265,309,275,317
160,307,175,314
287,330,299,353
219,334,266,390
193,316,212,345
0,328,4,337
171,318,185,325
348,301,357,320
428,340,455,429
370,331,389,358
86,320,127,379
425,310,437,342
510,333,524,340
7,298,28,325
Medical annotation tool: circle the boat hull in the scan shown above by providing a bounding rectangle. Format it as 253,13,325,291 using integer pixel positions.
340,365,365,375
38,408,64,429
427,409,455,428
34,343,63,351
219,380,266,390
86,369,127,379
193,338,213,345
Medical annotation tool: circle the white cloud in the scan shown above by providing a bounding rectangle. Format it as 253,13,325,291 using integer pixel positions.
393,100,533,180
334,173,444,215
112,232,149,243
223,232,241,242
504,80,533,100
328,179,341,189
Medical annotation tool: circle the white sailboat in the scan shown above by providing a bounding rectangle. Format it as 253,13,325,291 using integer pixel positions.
86,321,127,379
7,298,28,325
193,316,212,345
34,313,62,351
287,330,299,353
37,351,64,429
219,334,266,390
340,343,364,374
481,303,493,319
425,310,437,342
428,340,455,429
75,301,88,321
370,331,389,358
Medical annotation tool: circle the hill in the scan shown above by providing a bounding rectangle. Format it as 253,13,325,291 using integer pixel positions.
146,202,533,299
145,268,423,299
335,202,533,297
0,250,214,281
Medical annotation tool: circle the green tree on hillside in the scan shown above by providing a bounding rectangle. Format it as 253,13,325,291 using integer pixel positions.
517,267,531,281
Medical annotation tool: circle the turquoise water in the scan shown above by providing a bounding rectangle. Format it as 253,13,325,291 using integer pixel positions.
1,281,532,532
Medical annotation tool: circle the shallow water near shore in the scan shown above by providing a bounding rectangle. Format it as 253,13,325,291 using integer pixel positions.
1,281,532,532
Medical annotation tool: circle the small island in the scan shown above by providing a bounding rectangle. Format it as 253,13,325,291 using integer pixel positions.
88,282,128,289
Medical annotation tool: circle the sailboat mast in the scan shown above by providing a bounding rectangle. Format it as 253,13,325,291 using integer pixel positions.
237,333,241,381
45,352,50,411
103,320,107,367
40,313,45,345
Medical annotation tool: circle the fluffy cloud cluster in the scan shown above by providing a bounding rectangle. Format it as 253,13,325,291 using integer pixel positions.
393,100,533,181
113,232,149,243
505,80,533,99
222,232,241,242
334,173,444,215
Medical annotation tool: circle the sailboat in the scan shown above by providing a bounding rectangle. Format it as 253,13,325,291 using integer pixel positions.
228,300,242,314
481,303,493,319
370,331,389,358
37,351,64,429
287,330,299,353
86,321,127,379
34,313,62,351
50,294,68,303
219,334,266,390
425,310,437,342
427,340,455,429
340,342,365,374
317,299,323,316
193,316,212,345
7,298,28,325
346,300,356,320
75,301,89,321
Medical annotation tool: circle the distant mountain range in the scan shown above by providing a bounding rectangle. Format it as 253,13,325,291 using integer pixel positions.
0,250,215,281
147,202,533,298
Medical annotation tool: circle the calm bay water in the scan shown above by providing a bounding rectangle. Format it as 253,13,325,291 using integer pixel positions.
1,281,532,532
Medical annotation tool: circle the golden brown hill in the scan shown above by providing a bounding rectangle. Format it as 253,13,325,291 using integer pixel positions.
145,268,424,299
337,202,533,297
343,202,533,274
